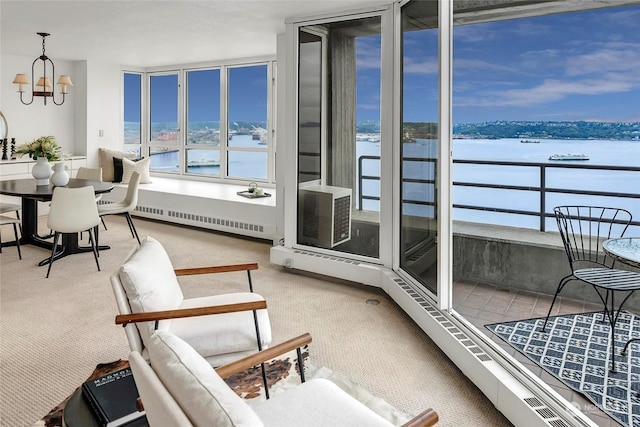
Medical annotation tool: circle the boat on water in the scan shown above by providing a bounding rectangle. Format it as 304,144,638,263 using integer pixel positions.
548,154,589,161
520,139,540,143
187,159,220,167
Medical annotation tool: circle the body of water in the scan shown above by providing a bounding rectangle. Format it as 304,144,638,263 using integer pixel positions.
358,138,640,230
150,134,267,180
149,135,638,230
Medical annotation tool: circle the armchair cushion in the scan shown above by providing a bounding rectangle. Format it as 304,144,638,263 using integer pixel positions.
148,330,264,427
119,236,184,346
254,378,395,427
170,292,272,367
129,351,192,427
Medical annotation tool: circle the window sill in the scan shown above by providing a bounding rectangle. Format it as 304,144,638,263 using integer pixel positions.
114,175,276,206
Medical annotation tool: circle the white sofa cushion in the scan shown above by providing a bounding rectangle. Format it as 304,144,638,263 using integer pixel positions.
119,236,184,346
122,156,152,184
254,378,394,427
147,330,264,427
99,147,137,182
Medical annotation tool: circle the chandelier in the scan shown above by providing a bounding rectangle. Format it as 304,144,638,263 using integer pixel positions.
12,33,73,106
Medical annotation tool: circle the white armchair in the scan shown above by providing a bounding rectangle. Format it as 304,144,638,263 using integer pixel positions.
112,236,271,367
130,330,439,427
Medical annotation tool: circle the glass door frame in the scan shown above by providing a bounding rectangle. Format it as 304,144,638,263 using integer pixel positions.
287,6,392,266
392,0,452,311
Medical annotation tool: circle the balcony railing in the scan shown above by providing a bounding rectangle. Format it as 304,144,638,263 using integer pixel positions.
357,156,640,232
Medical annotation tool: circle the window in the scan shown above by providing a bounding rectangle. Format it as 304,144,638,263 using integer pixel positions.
122,60,275,184
227,65,269,180
123,72,142,158
149,73,180,172
186,68,221,176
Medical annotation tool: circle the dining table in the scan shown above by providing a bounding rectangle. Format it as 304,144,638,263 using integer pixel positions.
603,237,640,357
0,178,115,265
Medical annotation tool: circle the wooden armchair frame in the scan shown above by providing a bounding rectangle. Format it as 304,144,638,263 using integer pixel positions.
116,262,262,332
114,260,277,395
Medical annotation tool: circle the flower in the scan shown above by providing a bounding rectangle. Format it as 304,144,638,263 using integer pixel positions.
15,135,63,161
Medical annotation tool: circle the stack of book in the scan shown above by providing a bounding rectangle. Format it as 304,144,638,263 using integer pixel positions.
81,367,147,427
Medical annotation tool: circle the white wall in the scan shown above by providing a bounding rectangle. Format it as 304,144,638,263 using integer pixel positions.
84,60,122,167
1,53,76,155
0,54,121,167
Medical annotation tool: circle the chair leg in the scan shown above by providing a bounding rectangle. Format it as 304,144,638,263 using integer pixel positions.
601,290,611,323
125,213,141,245
15,210,23,235
12,223,21,260
102,217,108,231
94,225,100,257
541,275,574,332
87,228,101,272
46,232,61,278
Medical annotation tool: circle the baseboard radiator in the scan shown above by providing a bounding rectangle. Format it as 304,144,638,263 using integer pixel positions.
387,273,590,427
98,200,273,240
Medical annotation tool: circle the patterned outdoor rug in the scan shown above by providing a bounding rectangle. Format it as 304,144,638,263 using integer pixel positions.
34,346,410,426
486,311,640,427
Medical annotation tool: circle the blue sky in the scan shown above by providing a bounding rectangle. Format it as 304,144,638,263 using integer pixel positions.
357,4,640,124
128,5,640,126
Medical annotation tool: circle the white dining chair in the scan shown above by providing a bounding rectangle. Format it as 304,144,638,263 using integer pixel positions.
0,214,22,259
76,167,107,232
98,171,141,245
76,166,103,186
0,202,22,232
46,186,101,278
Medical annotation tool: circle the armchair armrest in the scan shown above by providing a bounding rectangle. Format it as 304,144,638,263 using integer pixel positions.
115,300,267,326
401,408,439,427
174,262,258,276
216,333,312,379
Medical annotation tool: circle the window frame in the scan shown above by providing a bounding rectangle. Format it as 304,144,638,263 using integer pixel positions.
123,58,277,186
122,71,144,158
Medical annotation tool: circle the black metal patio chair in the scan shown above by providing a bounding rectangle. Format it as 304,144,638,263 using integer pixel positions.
542,205,640,372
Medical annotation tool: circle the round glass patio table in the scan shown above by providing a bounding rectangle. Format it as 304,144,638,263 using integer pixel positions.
603,237,640,357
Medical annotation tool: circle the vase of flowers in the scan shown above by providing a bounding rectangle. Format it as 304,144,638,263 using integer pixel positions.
15,136,62,186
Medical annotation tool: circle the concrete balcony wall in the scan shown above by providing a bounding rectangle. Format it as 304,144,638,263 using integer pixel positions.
453,221,640,312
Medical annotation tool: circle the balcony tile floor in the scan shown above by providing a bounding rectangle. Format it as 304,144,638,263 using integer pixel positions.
453,279,623,427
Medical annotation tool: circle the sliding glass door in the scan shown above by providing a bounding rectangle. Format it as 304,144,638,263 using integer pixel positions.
399,0,440,295
296,15,383,260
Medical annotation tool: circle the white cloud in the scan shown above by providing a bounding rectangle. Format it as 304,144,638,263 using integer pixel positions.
455,74,639,108
403,58,438,75
565,44,640,76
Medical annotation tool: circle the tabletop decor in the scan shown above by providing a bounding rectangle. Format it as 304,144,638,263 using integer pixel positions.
31,157,53,185
50,162,70,186
486,311,640,427
15,135,62,185
15,135,62,161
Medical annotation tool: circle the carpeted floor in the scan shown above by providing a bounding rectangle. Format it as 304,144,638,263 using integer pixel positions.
1,214,511,427
486,311,640,427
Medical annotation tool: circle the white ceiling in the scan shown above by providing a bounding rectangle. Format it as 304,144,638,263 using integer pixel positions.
0,0,389,68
